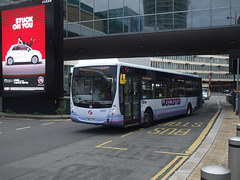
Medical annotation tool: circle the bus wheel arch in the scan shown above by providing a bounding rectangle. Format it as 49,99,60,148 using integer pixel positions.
142,107,153,127
186,103,192,116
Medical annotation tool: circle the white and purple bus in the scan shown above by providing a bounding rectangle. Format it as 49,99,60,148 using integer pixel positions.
71,59,202,127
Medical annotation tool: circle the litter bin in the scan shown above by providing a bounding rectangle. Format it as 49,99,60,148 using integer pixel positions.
229,137,240,180
201,165,231,180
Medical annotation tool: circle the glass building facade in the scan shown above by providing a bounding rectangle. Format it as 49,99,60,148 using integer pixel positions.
64,0,240,39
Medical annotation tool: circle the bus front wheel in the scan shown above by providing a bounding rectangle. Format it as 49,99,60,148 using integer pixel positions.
142,109,153,127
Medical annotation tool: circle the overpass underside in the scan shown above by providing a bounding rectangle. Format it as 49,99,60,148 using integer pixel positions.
64,26,240,60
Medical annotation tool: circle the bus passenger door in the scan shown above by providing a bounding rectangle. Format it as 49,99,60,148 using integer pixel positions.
120,67,140,126
132,75,140,123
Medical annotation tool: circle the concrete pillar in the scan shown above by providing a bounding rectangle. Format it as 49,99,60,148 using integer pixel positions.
201,165,231,180
228,137,240,180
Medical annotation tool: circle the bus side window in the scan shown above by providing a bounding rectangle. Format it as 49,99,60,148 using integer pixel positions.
170,79,178,98
177,79,185,97
155,72,169,99
142,81,154,99
155,83,167,98
142,81,149,99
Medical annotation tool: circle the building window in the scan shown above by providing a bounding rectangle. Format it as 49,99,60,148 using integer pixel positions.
192,9,210,28
109,0,123,18
109,18,123,34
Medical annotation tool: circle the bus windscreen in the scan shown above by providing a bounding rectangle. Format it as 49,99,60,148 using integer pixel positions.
72,66,117,108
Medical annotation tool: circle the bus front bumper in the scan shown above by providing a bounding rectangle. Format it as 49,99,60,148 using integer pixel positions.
71,114,124,127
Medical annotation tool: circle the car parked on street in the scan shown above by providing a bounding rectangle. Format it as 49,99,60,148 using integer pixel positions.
222,89,230,94
5,44,42,65
202,88,210,100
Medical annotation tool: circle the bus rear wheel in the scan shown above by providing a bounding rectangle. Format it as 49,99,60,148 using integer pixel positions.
142,109,153,127
186,103,192,116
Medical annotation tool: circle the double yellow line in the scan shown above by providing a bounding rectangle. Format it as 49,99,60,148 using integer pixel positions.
151,156,188,180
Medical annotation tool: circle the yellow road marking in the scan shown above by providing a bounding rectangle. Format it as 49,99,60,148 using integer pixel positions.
185,108,221,154
121,128,144,138
161,156,188,180
154,151,189,156
151,156,188,180
121,132,134,138
96,140,113,147
95,140,127,151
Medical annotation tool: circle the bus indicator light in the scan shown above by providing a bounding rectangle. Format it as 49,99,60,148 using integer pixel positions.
120,74,126,84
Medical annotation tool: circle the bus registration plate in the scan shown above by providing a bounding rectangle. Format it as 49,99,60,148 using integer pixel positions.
87,118,96,121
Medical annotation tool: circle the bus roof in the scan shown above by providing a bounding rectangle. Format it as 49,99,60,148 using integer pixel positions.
74,59,201,79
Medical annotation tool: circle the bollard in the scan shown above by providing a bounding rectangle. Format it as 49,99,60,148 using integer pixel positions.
228,137,240,180
237,124,240,136
201,165,231,180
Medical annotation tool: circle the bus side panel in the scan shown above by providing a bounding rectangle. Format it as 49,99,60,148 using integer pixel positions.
141,97,198,123
188,97,199,112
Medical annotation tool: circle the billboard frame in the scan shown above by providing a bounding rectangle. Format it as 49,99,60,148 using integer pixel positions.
0,0,64,114
0,0,63,98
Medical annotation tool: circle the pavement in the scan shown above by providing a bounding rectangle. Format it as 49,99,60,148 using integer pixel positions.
0,98,239,180
0,112,70,120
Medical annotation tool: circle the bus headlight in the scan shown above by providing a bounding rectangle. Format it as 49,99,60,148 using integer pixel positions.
112,109,116,116
71,103,74,113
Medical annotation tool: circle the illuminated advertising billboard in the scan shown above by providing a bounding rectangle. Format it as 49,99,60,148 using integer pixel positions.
1,5,45,92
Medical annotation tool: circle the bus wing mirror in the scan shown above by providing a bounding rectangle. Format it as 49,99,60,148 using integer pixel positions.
120,74,126,84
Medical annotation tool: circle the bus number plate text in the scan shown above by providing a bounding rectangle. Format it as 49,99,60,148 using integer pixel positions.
87,118,96,121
